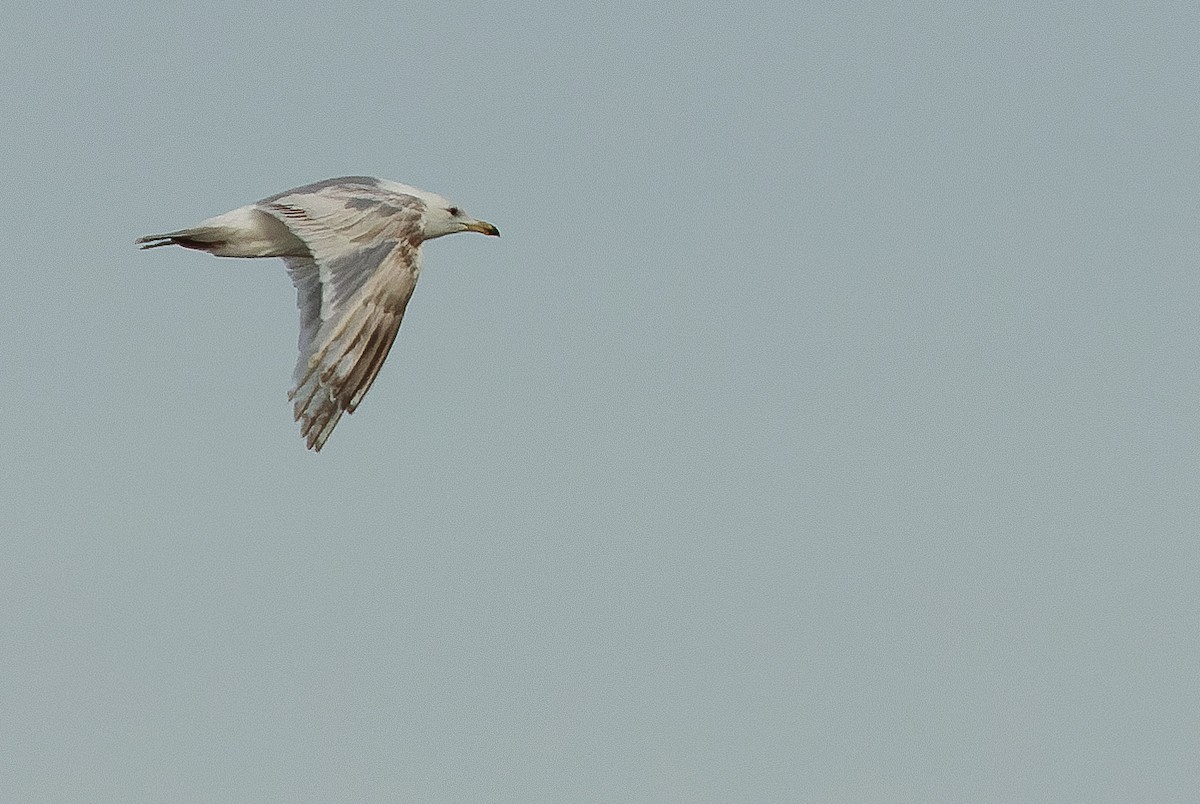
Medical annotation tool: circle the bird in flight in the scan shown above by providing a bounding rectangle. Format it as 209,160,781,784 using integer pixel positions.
137,176,500,451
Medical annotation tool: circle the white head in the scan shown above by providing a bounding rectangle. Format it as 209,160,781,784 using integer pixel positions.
380,180,500,241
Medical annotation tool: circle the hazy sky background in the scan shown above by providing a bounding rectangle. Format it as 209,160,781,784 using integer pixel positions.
3,1,1199,800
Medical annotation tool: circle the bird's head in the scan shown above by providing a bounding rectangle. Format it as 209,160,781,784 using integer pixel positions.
381,183,498,240
425,202,500,240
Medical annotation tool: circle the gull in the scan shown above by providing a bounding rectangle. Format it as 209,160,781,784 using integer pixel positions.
137,176,500,451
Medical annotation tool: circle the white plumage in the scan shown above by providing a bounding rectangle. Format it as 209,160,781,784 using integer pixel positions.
137,176,500,451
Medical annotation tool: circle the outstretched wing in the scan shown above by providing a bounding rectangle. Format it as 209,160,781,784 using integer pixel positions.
258,180,426,451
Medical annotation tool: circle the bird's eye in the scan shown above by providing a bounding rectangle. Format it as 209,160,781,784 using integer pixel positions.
448,207,461,217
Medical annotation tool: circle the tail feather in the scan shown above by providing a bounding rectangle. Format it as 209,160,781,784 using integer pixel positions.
135,227,229,252
135,234,180,250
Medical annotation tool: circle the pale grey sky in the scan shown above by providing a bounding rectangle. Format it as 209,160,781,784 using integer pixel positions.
3,1,1199,801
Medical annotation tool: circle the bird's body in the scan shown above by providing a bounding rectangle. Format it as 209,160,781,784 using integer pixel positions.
137,176,499,451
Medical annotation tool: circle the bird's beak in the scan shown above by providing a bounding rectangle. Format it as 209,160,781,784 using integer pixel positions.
465,220,500,237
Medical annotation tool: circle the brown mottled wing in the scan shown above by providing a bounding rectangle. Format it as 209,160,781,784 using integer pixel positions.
257,183,425,451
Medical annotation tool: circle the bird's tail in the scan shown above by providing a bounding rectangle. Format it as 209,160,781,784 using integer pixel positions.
134,226,229,253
